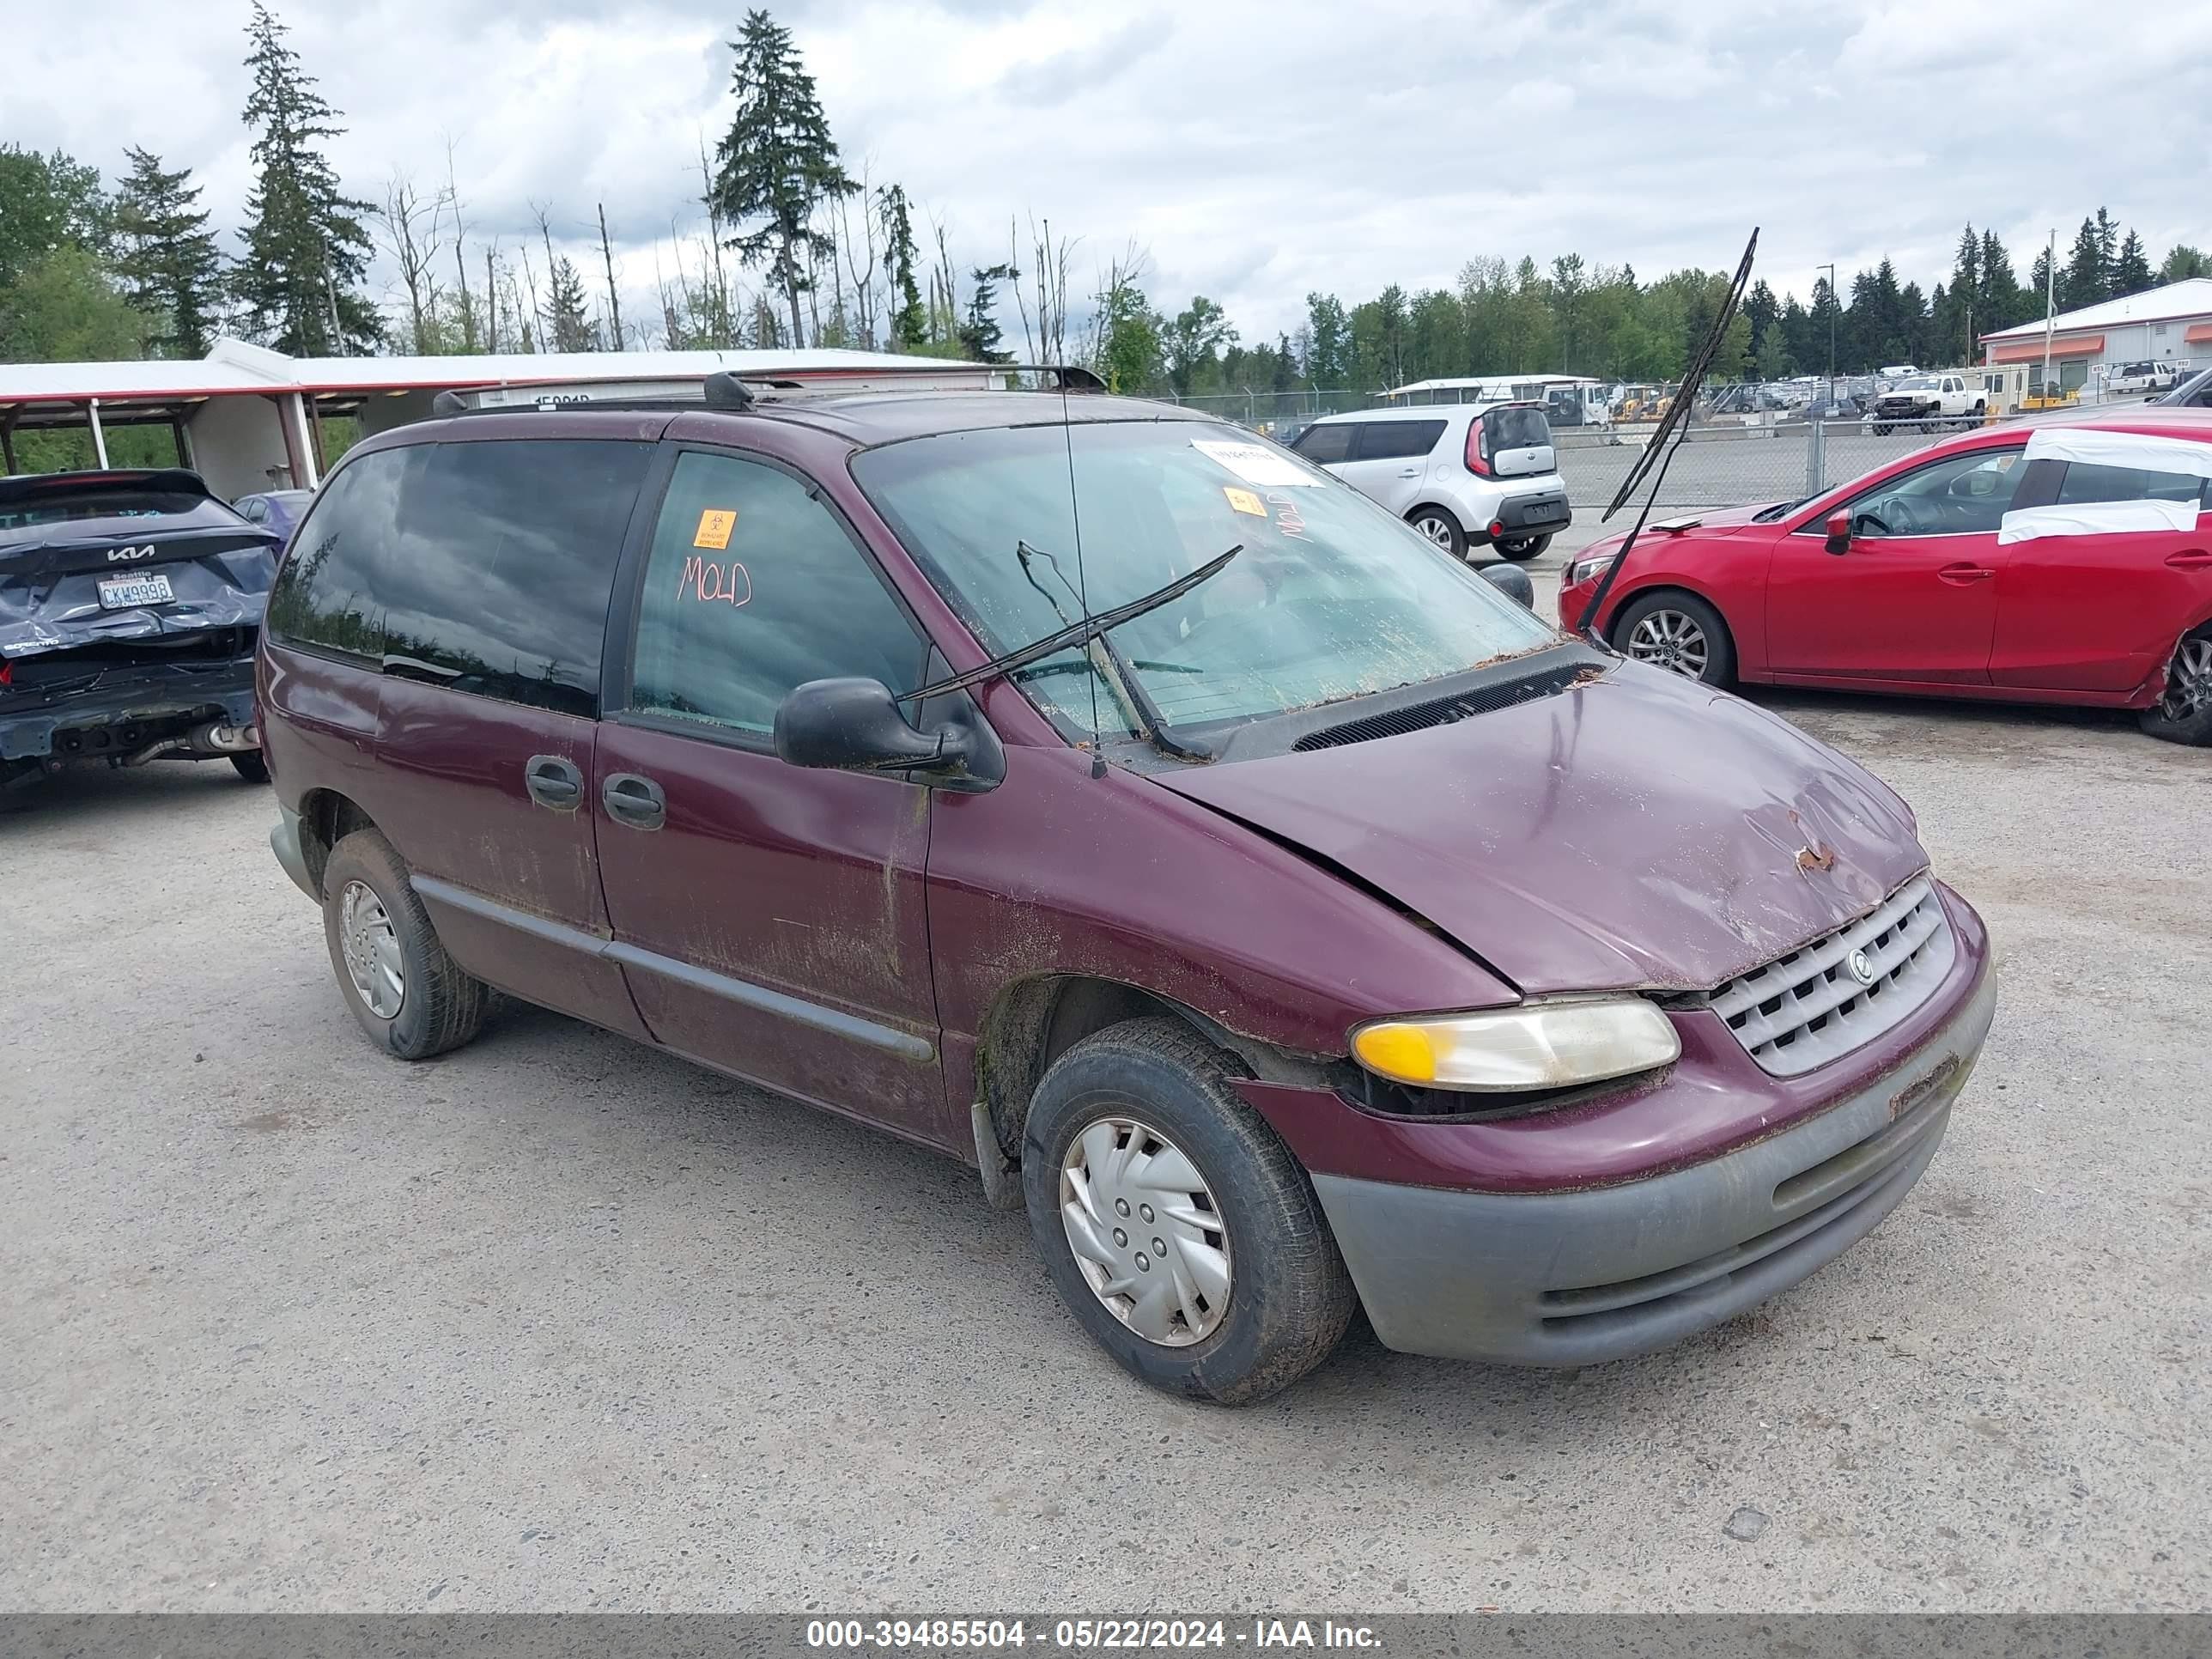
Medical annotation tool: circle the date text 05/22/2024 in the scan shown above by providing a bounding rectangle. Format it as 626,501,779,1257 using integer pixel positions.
805,1619,1383,1650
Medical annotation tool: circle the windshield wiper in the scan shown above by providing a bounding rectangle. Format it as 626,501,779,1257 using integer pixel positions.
903,543,1240,712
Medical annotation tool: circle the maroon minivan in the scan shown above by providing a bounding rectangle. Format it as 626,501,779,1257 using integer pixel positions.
258,382,1995,1403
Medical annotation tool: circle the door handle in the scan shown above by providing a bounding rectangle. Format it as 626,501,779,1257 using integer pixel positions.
601,771,666,830
1397,466,1420,477
2165,548,2212,569
523,754,583,811
1936,563,1996,584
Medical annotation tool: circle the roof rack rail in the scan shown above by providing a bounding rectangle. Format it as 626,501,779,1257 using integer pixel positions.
424,362,1109,422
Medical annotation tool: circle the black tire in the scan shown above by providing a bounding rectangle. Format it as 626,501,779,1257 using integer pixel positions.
1021,1016,1356,1405
2138,628,2212,745
228,750,270,784
1493,532,1551,561
320,827,489,1060
1404,504,1465,559
1611,589,1737,687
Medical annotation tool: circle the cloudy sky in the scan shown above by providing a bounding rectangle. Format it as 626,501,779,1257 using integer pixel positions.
13,0,2212,348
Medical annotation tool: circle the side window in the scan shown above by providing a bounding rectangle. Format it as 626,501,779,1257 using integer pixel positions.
267,443,429,663
1815,447,2027,538
239,498,266,523
371,439,653,717
626,451,925,738
1291,423,1354,465
2055,461,2210,507
1355,420,1448,461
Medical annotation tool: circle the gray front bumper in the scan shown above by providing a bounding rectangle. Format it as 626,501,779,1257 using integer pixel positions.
1314,963,1996,1366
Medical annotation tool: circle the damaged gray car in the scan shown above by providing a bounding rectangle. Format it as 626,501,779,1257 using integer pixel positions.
1,469,279,794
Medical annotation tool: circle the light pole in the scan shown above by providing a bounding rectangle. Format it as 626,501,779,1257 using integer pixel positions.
1819,263,1837,384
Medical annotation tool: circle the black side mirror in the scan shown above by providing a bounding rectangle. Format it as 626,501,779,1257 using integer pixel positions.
775,678,957,774
1480,562,1536,609
1825,512,1853,556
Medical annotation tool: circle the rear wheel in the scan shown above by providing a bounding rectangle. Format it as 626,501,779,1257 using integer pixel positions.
228,750,270,784
2139,629,2212,745
1022,1017,1355,1405
1405,505,1465,559
1613,590,1736,687
1493,532,1551,561
321,828,489,1060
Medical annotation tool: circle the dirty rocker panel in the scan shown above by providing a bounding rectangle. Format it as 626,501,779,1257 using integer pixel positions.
409,873,936,1061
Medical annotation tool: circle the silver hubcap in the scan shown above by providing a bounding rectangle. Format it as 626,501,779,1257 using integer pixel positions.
1413,514,1455,550
1626,609,1711,679
338,879,405,1020
1059,1116,1231,1347
2160,637,2212,720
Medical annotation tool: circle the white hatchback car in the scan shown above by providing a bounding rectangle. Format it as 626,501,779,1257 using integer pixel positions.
1288,403,1571,560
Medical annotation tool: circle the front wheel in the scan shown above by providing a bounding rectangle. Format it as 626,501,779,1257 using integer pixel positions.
1405,505,1465,559
2139,629,2212,745
1022,1017,1356,1405
1613,590,1736,686
1493,532,1552,561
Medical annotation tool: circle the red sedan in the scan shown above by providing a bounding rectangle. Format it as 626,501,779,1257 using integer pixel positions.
1559,409,2212,744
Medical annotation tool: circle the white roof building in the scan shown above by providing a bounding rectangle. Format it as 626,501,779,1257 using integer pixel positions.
0,339,994,495
1979,277,2212,381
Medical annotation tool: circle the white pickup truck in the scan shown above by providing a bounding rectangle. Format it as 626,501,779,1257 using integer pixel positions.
2107,360,2182,396
1869,373,1985,434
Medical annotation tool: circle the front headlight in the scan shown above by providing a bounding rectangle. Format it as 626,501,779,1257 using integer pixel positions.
1568,550,1621,586
1351,998,1680,1093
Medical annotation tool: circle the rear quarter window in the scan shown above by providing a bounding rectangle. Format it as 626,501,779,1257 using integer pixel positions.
1355,420,1448,461
268,437,653,716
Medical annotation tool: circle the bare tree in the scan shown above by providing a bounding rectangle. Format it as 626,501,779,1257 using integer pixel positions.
836,158,881,349
442,138,478,352
519,240,544,354
597,203,625,349
928,214,958,346
483,243,500,352
1009,213,1079,368
373,172,445,354
696,131,733,346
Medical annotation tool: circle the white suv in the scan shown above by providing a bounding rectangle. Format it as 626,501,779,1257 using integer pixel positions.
1288,403,1570,560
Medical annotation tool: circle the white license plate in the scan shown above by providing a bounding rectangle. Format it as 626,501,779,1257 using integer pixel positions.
97,573,174,610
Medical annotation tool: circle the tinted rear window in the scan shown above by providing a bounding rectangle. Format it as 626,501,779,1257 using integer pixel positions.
1356,420,1447,460
1483,406,1552,451
1291,423,1354,464
268,438,653,716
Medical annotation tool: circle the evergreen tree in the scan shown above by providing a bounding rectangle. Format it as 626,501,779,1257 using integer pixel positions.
957,262,1015,362
1302,292,1349,384
2028,242,2057,316
2060,215,2108,312
1979,229,2028,330
112,147,225,357
544,255,596,352
1742,278,1779,366
234,3,378,354
877,184,925,349
710,9,857,349
2111,231,2153,298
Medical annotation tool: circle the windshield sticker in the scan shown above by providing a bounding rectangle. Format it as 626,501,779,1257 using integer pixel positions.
1222,486,1267,517
693,508,737,550
1191,439,1322,488
679,555,752,606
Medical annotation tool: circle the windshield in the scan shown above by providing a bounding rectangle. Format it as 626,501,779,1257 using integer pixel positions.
1895,376,1939,392
851,420,1556,741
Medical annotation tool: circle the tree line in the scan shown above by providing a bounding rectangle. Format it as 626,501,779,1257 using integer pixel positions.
3,3,2209,404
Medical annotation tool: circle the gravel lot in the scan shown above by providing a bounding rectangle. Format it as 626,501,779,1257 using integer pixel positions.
5,529,2208,1613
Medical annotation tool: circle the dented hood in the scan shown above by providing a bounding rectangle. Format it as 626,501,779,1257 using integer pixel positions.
1155,662,1928,995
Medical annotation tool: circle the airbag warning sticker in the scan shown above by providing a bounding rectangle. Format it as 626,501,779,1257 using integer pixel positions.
694,508,737,550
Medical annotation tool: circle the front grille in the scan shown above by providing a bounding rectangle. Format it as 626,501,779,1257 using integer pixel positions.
1710,875,1953,1076
1291,664,1587,751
